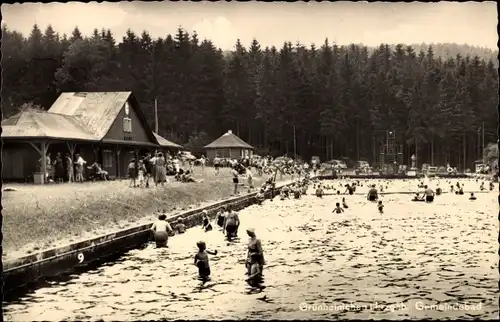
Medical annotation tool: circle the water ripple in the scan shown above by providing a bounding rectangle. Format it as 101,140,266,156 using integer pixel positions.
3,179,498,321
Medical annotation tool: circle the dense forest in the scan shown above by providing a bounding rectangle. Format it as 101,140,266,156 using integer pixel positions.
2,24,498,169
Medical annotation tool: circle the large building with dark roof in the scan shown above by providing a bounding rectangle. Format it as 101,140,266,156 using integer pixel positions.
2,92,182,183
204,130,255,161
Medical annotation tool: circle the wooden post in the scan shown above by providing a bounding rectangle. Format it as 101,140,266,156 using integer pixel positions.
29,140,51,184
66,142,76,182
92,145,99,162
115,146,121,179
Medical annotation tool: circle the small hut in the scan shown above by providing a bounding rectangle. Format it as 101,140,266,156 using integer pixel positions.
204,130,254,161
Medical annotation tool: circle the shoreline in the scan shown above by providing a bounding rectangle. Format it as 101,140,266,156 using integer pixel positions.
3,168,293,262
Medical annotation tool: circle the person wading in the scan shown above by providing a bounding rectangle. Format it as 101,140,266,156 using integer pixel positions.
151,214,173,248
246,228,265,277
223,206,240,239
367,184,379,201
423,185,435,202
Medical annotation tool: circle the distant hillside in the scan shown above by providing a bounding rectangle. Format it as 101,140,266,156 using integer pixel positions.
223,43,498,63
388,43,498,62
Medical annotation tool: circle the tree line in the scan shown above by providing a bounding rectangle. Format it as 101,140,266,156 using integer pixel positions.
2,24,498,170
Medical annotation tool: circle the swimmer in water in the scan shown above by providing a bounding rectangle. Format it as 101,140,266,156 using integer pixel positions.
194,241,218,279
377,200,384,214
423,185,434,202
216,209,226,228
469,192,477,200
342,197,348,209
151,214,173,248
344,184,354,195
333,202,344,214
316,186,324,198
246,228,265,276
367,184,378,202
412,193,424,201
246,252,263,283
175,218,186,234
224,206,240,238
202,211,213,232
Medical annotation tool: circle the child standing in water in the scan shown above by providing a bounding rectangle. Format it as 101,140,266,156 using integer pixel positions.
333,202,344,214
246,253,263,283
377,200,384,214
194,241,218,279
202,210,213,232
175,218,186,234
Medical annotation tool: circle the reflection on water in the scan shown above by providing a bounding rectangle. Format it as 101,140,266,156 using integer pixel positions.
4,179,498,320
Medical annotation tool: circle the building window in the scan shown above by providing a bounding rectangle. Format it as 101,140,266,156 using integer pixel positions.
102,150,113,168
123,117,132,133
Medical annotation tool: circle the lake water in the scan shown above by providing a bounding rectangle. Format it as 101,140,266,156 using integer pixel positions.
4,179,498,321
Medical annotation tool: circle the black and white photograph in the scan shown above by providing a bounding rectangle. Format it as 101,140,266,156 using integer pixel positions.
1,1,498,320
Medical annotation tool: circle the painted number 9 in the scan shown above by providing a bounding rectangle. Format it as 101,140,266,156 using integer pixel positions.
77,253,85,263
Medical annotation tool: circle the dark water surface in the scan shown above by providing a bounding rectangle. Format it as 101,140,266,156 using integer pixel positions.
4,179,498,320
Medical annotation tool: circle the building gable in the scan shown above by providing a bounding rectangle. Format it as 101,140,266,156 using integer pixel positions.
103,98,155,144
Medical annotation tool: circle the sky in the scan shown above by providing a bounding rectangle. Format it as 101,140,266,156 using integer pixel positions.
2,1,498,50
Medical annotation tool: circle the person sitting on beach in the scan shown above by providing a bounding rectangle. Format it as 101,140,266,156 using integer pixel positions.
469,192,477,200
151,214,173,248
490,181,494,191
224,206,240,238
194,241,217,280
333,202,344,214
458,187,464,195
435,186,442,196
175,218,186,234
181,170,197,183
367,185,378,201
377,200,384,214
480,182,485,191
342,197,348,209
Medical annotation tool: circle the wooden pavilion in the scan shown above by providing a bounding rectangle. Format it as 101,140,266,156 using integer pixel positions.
204,130,255,160
2,92,182,183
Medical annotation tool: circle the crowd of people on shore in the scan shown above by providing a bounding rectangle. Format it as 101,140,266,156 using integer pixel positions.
127,151,201,188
